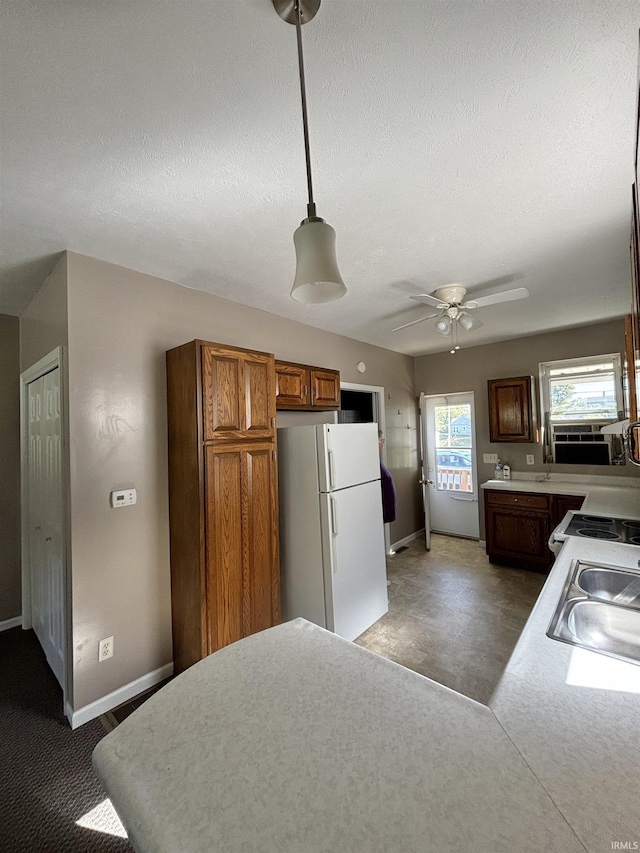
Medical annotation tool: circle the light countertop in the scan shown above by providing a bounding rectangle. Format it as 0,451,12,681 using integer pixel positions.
93,619,586,853
481,474,640,518
490,536,640,853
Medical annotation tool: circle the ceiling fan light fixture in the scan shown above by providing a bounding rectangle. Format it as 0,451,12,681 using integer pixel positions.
436,316,451,335
275,0,346,304
291,218,346,303
458,312,475,331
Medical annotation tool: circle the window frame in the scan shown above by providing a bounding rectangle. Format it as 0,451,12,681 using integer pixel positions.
539,353,624,463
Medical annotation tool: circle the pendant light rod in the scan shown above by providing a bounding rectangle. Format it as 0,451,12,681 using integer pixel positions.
294,0,316,219
273,0,346,304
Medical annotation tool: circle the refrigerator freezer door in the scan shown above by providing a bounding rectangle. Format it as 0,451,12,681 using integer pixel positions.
317,422,381,492
319,480,388,641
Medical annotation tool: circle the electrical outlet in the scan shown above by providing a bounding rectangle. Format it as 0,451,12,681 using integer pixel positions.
526,454,535,465
483,454,499,464
99,636,114,662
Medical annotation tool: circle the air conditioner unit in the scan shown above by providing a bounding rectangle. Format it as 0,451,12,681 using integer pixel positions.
551,422,612,465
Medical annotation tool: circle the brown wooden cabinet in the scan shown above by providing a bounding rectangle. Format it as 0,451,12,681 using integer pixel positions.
549,493,584,528
485,490,552,572
488,376,537,443
275,360,340,410
166,340,280,674
484,489,584,572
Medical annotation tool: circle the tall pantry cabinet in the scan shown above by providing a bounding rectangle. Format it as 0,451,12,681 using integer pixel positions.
166,340,280,674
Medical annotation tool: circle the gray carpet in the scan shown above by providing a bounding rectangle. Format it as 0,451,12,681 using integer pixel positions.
0,626,131,852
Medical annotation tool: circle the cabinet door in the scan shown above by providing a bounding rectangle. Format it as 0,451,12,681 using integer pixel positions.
486,505,551,570
310,368,340,409
550,494,584,528
488,376,536,442
275,362,310,409
243,443,280,635
205,445,245,651
205,442,279,653
202,345,275,442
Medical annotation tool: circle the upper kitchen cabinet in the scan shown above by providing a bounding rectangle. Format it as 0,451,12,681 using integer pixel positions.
275,360,340,410
201,342,276,442
488,376,537,443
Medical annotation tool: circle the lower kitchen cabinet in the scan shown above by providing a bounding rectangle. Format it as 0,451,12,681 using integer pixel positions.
550,493,585,528
485,490,551,572
484,489,584,572
204,442,280,652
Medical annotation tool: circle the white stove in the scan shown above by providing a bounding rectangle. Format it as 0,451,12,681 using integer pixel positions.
549,511,640,555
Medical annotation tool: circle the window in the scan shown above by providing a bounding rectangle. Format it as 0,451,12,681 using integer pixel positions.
539,354,623,423
539,354,624,464
433,403,473,493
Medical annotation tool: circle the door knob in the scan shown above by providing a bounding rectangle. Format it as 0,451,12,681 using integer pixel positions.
420,479,434,485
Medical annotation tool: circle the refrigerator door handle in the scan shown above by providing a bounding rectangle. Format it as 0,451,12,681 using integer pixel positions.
330,495,339,536
327,448,336,490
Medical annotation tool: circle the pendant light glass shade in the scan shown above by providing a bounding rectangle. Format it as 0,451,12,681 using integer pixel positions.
291,218,346,303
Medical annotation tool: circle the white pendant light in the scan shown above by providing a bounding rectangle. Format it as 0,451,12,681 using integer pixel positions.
274,0,347,303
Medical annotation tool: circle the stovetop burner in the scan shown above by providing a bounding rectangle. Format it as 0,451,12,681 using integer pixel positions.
575,528,621,540
579,515,615,525
564,513,640,546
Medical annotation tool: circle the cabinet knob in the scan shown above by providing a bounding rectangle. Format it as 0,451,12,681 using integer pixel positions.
514,498,518,502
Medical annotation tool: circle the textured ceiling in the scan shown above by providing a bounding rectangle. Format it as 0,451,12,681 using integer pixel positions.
1,1,639,355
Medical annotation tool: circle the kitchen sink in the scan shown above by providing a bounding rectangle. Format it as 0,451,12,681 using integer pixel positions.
547,560,640,666
576,567,640,610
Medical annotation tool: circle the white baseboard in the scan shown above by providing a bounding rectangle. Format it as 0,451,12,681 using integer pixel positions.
0,616,22,632
478,539,486,548
67,661,174,729
391,529,425,551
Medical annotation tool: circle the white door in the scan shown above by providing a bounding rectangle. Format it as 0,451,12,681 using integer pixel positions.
317,423,380,491
420,392,479,540
319,480,388,641
27,368,65,687
418,393,432,550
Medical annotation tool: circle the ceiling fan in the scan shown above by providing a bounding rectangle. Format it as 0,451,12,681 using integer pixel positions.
392,283,529,352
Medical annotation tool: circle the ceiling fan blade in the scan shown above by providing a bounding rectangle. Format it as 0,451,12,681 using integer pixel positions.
465,287,529,309
391,313,440,332
409,293,449,308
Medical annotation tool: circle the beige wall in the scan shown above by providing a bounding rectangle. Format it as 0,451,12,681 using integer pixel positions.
64,252,420,709
20,253,68,371
414,319,637,537
0,315,21,622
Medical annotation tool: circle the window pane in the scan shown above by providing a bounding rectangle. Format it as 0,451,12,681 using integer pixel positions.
549,373,617,420
433,404,473,492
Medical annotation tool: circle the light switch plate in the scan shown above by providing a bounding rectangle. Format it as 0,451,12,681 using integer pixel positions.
110,488,137,508
483,454,499,464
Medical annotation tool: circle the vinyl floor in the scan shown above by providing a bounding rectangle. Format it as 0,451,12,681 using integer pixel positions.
354,533,546,704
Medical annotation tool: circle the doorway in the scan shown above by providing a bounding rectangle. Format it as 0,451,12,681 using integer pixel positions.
21,347,69,706
419,392,479,544
338,382,393,554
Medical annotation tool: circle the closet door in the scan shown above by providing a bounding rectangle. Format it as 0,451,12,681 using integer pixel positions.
27,368,64,687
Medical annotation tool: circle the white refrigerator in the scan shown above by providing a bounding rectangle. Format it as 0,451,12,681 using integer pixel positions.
277,422,388,641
